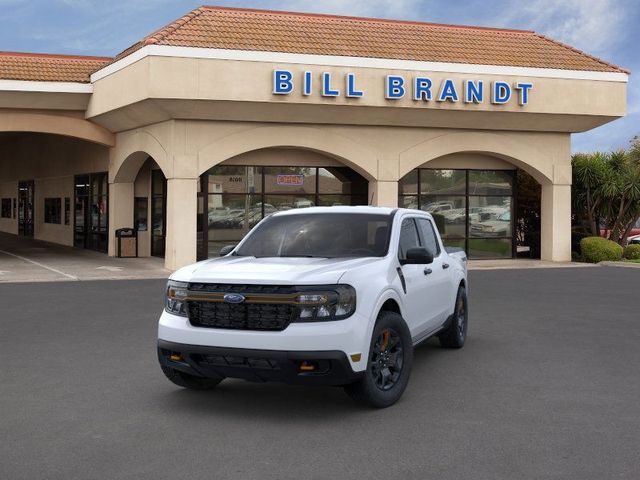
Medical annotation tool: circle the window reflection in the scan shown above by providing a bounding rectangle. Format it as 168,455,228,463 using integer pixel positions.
200,165,368,259
398,168,515,259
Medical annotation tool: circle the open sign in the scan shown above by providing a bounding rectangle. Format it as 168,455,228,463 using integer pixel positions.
276,174,304,186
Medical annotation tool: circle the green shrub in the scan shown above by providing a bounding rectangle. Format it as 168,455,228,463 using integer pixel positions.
580,237,623,263
623,244,640,260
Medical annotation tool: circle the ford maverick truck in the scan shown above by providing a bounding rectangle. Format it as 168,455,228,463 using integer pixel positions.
158,206,468,407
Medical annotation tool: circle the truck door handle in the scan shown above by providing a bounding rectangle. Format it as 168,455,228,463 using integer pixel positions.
423,268,432,275
442,263,450,269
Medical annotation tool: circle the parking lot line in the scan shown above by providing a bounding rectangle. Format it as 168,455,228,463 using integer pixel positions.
0,249,79,281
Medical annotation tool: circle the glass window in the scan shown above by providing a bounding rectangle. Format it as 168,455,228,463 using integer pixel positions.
64,198,70,225
398,218,421,259
318,194,367,207
264,194,315,212
235,213,392,258
1,198,10,218
468,197,512,238
44,198,62,224
421,169,466,195
420,195,466,239
468,170,513,195
399,170,418,195
417,218,440,255
468,238,512,259
207,194,261,258
134,197,148,231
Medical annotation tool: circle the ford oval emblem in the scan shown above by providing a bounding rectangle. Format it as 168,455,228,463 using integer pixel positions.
223,293,246,304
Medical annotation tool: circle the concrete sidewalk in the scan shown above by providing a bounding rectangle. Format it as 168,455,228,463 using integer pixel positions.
0,232,170,283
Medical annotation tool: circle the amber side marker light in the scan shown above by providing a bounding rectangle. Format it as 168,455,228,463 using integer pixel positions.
299,361,316,371
169,353,184,362
350,353,362,362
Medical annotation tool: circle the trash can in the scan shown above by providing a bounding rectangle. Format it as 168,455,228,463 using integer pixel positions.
115,228,138,258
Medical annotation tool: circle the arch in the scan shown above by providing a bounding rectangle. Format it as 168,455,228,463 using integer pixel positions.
197,125,378,181
109,130,170,183
0,112,114,146
399,132,553,185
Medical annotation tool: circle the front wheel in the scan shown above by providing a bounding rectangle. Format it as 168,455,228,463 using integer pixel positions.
344,311,413,408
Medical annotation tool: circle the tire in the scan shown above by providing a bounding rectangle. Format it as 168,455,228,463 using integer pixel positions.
438,285,468,349
344,311,413,408
161,366,224,390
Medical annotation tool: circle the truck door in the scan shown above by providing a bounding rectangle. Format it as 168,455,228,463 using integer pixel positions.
397,217,441,338
415,217,452,328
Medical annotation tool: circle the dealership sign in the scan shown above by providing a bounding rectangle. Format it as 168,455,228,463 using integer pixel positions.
273,70,533,106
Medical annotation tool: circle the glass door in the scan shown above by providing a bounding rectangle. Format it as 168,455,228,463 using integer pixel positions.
18,180,34,237
74,173,108,253
151,169,167,257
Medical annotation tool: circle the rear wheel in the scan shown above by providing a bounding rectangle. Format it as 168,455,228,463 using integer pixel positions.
344,311,413,408
161,366,224,390
438,285,468,348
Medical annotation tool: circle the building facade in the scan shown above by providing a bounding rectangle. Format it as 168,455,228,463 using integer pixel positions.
0,6,629,269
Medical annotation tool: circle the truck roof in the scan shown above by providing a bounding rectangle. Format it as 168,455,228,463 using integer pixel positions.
271,206,396,217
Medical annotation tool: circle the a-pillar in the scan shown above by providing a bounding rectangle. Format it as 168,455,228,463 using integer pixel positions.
108,182,134,256
165,177,198,270
540,183,572,262
369,181,399,208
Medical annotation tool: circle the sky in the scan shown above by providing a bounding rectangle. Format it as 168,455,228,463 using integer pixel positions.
0,0,637,153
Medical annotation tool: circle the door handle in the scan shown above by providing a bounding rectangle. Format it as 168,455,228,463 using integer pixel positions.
442,263,450,269
424,268,432,275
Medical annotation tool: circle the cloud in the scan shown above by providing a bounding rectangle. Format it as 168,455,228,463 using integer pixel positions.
499,0,626,55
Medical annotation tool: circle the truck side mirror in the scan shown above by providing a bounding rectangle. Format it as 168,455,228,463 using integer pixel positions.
401,247,434,265
219,245,236,256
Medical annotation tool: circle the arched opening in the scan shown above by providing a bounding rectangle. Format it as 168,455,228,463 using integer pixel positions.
398,153,541,260
108,152,169,259
197,147,369,259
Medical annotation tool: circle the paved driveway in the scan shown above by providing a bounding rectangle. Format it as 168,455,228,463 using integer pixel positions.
1,268,639,480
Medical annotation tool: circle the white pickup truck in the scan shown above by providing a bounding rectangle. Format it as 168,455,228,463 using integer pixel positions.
158,206,468,407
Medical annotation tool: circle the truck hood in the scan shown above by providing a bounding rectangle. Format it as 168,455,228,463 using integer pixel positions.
172,256,384,285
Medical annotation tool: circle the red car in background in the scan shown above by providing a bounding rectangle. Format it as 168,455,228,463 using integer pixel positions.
600,219,640,243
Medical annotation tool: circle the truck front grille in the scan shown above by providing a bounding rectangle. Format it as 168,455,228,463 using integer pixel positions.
185,284,297,331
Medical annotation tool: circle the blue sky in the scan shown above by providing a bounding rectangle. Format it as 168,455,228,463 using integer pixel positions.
1,0,637,152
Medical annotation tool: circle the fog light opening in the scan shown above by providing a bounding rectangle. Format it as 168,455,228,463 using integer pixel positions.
299,361,317,372
169,353,184,362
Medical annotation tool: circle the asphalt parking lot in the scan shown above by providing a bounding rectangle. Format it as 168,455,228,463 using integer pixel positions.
1,267,639,480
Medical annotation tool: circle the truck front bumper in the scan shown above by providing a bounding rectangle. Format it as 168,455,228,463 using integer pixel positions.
158,340,363,386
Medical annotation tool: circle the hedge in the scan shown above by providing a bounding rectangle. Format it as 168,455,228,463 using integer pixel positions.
580,236,623,263
623,244,640,260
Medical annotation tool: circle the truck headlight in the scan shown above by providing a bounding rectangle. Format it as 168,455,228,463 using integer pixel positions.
293,285,356,322
165,280,189,317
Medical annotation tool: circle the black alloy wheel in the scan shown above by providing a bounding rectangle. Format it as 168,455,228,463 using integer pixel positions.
370,328,404,391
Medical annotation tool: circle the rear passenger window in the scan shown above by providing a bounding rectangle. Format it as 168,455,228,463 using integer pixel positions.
417,218,440,255
398,218,421,259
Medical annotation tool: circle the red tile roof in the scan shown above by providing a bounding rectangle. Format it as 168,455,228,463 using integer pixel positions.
114,6,628,74
0,51,111,83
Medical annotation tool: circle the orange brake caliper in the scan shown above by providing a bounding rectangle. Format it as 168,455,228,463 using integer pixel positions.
381,329,390,351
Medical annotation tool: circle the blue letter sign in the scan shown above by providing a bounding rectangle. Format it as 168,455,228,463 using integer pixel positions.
273,70,294,94
386,75,405,99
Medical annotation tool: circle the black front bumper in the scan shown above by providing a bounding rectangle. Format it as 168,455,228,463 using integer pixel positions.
158,340,363,386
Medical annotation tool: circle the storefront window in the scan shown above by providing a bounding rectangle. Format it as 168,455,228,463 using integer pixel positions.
199,165,368,259
399,168,516,259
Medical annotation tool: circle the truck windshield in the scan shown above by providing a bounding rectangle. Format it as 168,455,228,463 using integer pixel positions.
235,213,392,258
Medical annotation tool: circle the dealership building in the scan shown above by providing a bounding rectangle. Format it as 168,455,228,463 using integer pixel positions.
0,6,629,269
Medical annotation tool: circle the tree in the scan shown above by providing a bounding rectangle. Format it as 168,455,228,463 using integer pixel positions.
572,139,640,246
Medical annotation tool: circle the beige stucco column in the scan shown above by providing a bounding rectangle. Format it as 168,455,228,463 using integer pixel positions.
108,182,134,256
369,181,398,208
165,177,198,270
540,183,572,262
